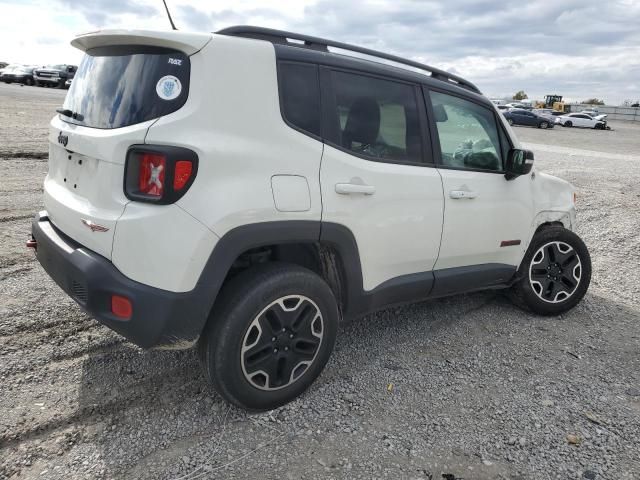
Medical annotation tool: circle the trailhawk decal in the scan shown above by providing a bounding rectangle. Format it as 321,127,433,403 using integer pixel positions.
155,75,182,101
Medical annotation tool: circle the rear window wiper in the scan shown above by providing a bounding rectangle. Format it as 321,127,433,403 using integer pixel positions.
56,108,84,121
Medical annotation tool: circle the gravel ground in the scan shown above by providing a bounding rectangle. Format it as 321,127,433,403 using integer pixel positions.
1,82,639,480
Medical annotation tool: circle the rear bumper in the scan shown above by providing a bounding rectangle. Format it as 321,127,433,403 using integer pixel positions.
31,212,209,349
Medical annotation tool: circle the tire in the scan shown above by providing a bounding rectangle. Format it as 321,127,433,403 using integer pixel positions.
507,118,514,126
510,226,591,316
199,262,339,411
564,121,572,127
57,80,65,89
25,78,34,86
539,121,549,129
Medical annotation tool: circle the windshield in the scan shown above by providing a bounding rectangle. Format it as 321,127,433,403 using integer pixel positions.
62,45,190,129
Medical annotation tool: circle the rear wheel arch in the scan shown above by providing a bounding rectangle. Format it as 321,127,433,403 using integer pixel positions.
195,222,364,333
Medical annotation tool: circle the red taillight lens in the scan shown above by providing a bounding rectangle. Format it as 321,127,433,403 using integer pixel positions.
174,160,193,190
125,146,198,204
138,153,166,197
111,295,132,320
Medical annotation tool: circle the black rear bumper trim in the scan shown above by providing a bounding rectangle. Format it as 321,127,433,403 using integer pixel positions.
31,212,209,349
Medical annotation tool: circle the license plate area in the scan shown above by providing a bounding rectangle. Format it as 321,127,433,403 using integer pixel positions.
56,149,98,196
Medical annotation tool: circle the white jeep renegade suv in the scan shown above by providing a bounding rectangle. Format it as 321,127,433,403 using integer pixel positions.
30,26,591,411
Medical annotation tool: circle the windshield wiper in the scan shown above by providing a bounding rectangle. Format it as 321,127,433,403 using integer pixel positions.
55,108,84,121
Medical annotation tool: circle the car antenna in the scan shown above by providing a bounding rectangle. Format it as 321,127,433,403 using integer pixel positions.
162,0,178,30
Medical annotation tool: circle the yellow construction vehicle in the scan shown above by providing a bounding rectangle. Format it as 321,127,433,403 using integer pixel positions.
535,95,566,112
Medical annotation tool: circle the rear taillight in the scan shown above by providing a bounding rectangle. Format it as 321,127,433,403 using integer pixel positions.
138,153,166,197
125,146,198,204
174,160,193,191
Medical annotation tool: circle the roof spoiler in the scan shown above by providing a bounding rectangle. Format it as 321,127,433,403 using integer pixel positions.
71,29,212,56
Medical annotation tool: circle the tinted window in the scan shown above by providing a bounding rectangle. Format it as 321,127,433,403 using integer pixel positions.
62,46,190,129
430,91,503,172
329,71,423,163
279,62,321,137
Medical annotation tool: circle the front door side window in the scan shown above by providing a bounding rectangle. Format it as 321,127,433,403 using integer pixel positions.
430,91,503,172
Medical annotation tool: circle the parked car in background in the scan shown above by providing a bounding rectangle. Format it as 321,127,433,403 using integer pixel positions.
34,64,77,88
496,105,511,111
506,102,532,110
0,64,22,81
557,113,607,129
580,110,607,121
502,109,554,129
1,65,38,86
534,108,565,117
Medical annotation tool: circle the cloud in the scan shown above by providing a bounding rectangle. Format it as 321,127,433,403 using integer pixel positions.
57,0,159,26
0,0,638,103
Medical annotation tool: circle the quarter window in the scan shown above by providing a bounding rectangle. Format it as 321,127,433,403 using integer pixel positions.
329,70,423,163
278,62,321,137
430,91,503,172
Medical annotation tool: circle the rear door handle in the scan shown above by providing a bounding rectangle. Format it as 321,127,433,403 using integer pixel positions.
335,183,376,195
449,190,478,199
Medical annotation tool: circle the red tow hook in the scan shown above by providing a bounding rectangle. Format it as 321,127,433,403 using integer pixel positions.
27,236,37,250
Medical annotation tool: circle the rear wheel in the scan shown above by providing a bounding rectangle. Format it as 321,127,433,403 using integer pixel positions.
199,263,339,411
507,118,514,126
25,78,34,86
539,121,549,129
510,226,591,316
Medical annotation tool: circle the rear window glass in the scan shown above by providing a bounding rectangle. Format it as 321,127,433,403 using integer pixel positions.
62,46,190,129
278,62,321,137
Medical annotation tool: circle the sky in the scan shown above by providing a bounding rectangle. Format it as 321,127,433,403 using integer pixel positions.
0,0,638,104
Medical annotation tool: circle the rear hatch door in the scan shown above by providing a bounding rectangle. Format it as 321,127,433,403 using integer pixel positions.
44,44,192,259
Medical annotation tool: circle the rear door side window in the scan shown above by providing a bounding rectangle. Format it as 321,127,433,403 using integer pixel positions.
429,91,504,172
278,62,321,138
325,70,425,164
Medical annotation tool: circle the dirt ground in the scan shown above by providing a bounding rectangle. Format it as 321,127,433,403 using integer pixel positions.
0,82,639,480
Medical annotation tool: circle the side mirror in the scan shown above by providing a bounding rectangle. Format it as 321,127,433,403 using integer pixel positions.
505,148,534,180
433,104,448,123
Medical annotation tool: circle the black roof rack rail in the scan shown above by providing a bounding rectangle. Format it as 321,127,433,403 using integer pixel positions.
216,25,481,94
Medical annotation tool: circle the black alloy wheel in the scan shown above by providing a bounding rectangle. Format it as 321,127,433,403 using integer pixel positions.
199,262,339,411
510,226,591,316
529,241,581,304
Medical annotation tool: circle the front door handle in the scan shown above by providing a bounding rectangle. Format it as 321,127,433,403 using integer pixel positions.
335,183,376,195
449,190,478,199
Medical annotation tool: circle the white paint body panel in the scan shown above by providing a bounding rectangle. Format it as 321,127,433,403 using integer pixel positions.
111,203,219,292
320,144,444,291
435,170,534,269
147,35,324,238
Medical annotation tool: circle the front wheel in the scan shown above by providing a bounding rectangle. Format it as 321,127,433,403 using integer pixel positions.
539,121,549,129
199,263,339,411
507,118,514,126
564,121,573,127
510,226,591,316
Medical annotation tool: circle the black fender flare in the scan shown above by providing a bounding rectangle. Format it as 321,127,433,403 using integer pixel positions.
192,221,366,323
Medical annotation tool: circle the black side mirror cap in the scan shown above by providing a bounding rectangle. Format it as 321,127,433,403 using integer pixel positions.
505,148,534,180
